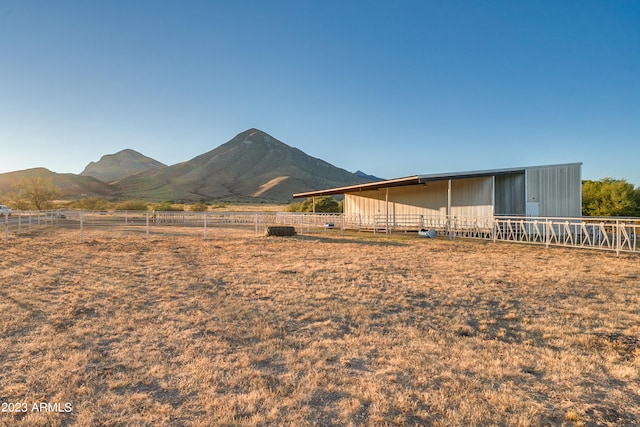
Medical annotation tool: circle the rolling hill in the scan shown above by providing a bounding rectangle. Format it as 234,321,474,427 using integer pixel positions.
0,168,117,199
0,129,374,203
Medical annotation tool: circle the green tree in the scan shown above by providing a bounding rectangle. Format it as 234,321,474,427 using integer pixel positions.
287,196,342,213
582,178,640,217
14,176,60,210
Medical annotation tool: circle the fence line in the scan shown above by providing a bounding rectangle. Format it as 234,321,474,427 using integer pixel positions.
343,213,639,255
2,209,638,255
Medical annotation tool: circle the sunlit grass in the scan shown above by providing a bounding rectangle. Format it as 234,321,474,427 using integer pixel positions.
1,228,639,426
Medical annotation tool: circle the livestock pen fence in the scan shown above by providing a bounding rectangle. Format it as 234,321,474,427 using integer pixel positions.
2,210,639,255
344,213,640,255
1,210,345,242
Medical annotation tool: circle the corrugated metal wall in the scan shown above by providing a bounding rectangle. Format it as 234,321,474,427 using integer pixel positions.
495,173,525,215
344,177,493,219
343,164,581,221
526,164,582,217
450,177,494,218
344,181,448,218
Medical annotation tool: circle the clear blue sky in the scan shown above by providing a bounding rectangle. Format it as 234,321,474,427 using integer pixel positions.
1,0,639,185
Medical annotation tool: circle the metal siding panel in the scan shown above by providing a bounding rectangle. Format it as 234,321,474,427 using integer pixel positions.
450,177,493,218
526,164,581,217
345,164,581,221
345,182,449,219
495,173,525,215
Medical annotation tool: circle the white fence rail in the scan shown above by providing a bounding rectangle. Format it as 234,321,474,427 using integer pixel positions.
2,210,639,255
2,210,62,242
344,213,639,255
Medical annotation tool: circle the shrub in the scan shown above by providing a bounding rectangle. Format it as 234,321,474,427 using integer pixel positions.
114,200,149,211
189,202,209,212
153,201,184,212
73,197,111,211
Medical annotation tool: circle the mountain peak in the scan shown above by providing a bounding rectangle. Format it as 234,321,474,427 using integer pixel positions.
231,128,278,145
80,149,166,183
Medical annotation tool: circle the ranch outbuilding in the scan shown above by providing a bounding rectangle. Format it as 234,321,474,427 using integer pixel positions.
293,163,582,229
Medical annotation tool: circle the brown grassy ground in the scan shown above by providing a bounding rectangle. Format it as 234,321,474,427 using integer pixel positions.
0,227,639,426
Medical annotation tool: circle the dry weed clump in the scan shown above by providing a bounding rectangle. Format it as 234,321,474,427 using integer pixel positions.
0,228,639,426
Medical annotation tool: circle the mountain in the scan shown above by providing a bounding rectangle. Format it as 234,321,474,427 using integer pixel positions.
0,168,117,199
80,149,166,182
115,128,372,202
354,170,384,182
0,129,375,203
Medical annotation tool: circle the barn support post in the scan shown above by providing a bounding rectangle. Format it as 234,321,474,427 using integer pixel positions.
491,176,496,213
4,213,7,243
312,197,316,214
146,213,150,242
447,179,452,239
385,187,389,234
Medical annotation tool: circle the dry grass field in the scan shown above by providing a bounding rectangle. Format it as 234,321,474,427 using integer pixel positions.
1,227,639,426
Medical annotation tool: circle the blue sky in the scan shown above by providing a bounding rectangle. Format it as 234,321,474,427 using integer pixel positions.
1,1,639,185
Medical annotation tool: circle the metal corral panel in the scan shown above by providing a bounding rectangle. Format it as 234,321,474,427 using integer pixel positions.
495,173,526,215
450,177,494,218
526,164,582,217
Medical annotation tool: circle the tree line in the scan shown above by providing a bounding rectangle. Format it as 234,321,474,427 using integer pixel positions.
2,176,640,217
581,178,640,217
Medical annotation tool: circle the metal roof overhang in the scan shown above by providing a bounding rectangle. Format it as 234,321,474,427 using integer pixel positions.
292,162,582,199
292,165,538,199
293,175,423,198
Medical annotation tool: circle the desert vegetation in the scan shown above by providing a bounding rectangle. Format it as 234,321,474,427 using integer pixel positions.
1,228,639,426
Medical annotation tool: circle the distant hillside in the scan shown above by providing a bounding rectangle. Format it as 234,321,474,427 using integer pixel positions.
80,149,166,182
354,170,384,182
0,129,376,203
0,168,117,199
115,129,373,202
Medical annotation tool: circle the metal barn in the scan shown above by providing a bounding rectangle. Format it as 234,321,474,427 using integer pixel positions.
293,163,582,229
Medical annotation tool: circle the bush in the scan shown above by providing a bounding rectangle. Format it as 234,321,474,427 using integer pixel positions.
189,202,209,212
153,202,184,212
114,200,149,211
287,196,342,213
73,197,111,211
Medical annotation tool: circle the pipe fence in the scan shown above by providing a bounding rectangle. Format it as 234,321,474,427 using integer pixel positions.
2,209,638,255
344,213,639,255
